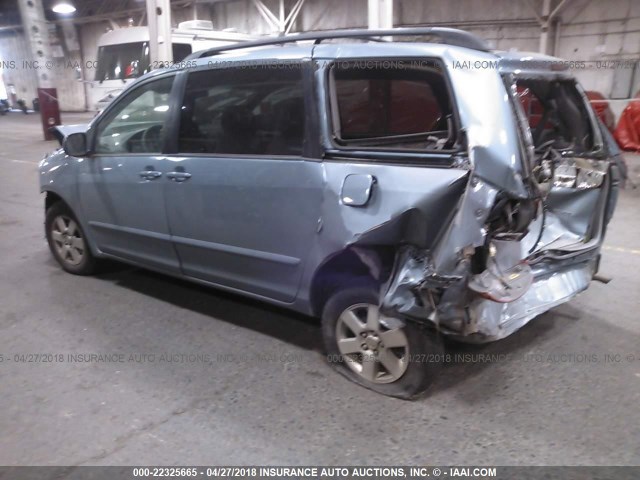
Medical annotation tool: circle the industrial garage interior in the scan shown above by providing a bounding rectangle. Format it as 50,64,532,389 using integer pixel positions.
0,0,639,476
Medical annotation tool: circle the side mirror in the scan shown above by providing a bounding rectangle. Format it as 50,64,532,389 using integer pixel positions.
63,132,89,157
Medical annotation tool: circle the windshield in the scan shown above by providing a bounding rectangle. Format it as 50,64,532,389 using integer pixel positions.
95,42,150,82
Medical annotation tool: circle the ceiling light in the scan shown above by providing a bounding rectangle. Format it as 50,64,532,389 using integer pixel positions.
52,2,76,14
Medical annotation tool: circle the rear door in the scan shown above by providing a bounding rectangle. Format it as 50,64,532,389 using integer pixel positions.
164,63,323,302
315,56,469,252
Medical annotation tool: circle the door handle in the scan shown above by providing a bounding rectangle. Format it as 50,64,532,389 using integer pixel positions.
139,169,162,180
166,171,192,182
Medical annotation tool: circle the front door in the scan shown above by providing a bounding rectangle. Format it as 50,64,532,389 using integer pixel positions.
78,74,181,274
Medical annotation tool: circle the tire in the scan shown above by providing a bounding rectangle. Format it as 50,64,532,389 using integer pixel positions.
45,202,97,275
322,286,443,399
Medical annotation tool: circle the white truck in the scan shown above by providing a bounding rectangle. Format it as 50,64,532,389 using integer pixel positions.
87,20,253,111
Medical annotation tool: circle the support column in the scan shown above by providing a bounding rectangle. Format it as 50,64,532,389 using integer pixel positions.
368,0,393,30
146,0,172,65
539,0,551,54
17,0,60,141
536,0,570,55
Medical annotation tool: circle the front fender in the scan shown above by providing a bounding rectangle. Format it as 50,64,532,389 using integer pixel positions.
39,152,100,257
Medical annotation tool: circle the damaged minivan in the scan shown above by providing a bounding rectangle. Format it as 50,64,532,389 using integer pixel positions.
40,28,624,398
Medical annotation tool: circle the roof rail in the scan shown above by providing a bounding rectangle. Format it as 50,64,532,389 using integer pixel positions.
189,27,491,59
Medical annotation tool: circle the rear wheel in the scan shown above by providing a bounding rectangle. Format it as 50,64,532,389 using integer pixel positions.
322,286,443,399
45,202,97,275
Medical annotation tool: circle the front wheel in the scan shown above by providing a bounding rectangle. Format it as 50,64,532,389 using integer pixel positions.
45,202,97,275
322,287,443,399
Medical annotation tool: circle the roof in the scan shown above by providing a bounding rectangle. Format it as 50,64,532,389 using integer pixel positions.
182,42,498,69
178,26,576,78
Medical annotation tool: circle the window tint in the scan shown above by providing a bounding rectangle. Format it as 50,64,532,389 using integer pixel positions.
95,76,174,154
178,67,305,155
332,62,453,150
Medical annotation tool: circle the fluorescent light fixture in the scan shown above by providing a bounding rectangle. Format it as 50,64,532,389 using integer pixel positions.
52,2,76,14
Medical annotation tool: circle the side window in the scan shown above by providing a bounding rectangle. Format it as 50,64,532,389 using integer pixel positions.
172,43,192,62
178,66,305,156
331,61,454,150
94,76,174,154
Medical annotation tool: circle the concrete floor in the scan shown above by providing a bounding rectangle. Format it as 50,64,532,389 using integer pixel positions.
0,112,639,466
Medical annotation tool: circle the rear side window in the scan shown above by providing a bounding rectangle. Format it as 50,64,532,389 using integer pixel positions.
331,61,455,150
178,67,305,156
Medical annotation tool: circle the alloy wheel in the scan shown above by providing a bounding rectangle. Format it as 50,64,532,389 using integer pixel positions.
50,215,85,266
335,303,409,384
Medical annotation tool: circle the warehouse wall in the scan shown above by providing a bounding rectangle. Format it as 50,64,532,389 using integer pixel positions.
3,0,640,114
398,0,541,51
555,1,640,102
211,0,640,118
397,0,640,116
0,4,203,112
209,0,540,43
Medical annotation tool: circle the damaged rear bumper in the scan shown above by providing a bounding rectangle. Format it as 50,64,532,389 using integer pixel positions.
458,256,597,342
377,160,618,343
380,240,602,344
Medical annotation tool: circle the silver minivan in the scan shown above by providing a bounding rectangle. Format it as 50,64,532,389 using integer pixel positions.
40,28,623,398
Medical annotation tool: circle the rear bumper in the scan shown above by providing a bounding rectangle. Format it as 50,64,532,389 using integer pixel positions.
455,257,598,342
379,158,617,343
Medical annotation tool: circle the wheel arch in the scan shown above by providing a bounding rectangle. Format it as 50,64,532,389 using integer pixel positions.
44,190,67,212
43,189,99,257
308,246,395,317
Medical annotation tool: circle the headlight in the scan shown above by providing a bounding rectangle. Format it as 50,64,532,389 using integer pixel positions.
553,158,607,189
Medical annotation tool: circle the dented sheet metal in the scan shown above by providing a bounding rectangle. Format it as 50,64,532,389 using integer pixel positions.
299,46,622,343
344,74,616,341
466,260,596,340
